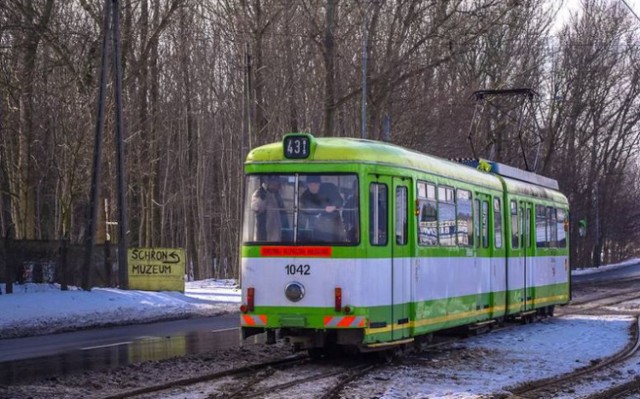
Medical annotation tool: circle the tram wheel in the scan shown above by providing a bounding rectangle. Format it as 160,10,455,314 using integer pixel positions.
307,348,324,360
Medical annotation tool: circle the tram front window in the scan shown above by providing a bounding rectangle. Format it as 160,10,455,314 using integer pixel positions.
244,174,295,243
242,174,359,245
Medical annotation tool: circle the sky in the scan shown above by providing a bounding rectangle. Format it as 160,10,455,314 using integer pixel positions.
2,259,640,398
558,0,640,26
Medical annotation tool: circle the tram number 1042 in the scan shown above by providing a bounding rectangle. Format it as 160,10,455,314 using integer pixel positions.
285,264,311,276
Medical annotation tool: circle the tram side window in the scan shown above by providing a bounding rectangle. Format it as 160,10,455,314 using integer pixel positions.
510,200,519,248
524,204,531,248
369,183,388,246
474,199,481,247
456,190,472,246
494,198,502,248
535,205,548,247
481,201,489,248
417,181,437,246
548,207,558,247
557,209,567,248
396,187,408,245
438,186,456,246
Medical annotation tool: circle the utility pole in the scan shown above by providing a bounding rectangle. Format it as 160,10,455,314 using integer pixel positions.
82,0,129,291
82,0,111,291
244,43,252,155
360,5,368,140
112,0,129,289
594,182,601,267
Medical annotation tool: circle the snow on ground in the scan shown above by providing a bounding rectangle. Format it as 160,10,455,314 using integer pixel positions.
342,314,635,399
0,279,241,339
3,261,640,398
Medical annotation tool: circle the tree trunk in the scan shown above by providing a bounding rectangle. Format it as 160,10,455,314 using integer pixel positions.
322,0,336,136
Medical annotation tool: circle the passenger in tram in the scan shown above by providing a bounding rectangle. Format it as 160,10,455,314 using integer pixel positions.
299,175,344,242
251,175,290,242
342,180,359,243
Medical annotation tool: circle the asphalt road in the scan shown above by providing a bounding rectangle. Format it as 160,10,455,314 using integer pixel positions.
572,260,640,284
0,313,240,385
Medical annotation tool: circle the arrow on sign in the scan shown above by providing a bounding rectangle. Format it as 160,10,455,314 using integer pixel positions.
164,252,181,264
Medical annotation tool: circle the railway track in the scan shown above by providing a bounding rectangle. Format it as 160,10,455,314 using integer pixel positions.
569,275,640,305
506,279,640,399
562,294,640,318
96,355,307,399
318,363,378,399
507,314,640,398
584,378,640,399
96,277,640,399
211,362,377,399
96,352,378,399
565,285,640,314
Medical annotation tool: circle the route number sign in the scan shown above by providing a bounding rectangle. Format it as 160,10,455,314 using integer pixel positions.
284,135,310,159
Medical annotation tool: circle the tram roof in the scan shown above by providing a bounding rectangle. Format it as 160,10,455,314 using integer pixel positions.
246,135,567,203
247,136,502,189
501,177,568,205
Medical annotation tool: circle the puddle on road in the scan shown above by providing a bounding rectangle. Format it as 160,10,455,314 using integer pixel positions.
0,328,258,385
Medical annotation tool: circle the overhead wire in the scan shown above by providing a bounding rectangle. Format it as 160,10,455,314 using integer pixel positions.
621,0,640,23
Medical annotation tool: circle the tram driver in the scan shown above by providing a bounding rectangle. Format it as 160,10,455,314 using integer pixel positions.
299,175,345,242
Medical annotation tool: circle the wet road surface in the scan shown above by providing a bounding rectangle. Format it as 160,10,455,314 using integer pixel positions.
0,314,241,385
573,261,640,284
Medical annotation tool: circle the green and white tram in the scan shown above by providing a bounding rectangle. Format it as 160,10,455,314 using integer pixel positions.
240,133,569,353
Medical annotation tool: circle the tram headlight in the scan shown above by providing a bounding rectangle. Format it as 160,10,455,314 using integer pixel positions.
284,282,305,302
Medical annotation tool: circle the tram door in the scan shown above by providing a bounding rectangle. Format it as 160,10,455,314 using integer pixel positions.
369,175,411,341
392,177,410,340
520,201,534,311
474,193,492,315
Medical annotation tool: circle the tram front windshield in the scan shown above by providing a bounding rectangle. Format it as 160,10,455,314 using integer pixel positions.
243,174,359,245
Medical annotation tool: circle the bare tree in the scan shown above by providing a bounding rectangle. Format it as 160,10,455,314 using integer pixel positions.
550,0,640,266
0,0,639,282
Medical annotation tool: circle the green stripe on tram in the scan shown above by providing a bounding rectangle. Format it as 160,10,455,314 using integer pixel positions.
252,282,568,342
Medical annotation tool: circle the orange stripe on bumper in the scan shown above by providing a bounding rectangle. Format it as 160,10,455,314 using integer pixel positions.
337,316,355,327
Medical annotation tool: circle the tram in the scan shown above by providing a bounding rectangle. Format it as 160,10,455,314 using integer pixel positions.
239,133,570,353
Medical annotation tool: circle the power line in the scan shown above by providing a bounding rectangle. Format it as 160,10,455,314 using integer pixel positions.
621,0,640,23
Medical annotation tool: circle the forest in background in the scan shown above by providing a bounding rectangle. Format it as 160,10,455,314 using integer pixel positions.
1,0,640,280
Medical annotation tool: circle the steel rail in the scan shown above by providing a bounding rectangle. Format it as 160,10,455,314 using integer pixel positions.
96,355,307,399
508,315,640,398
232,363,375,399
319,364,378,399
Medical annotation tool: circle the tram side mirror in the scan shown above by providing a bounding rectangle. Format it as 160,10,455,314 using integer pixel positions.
578,219,587,237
